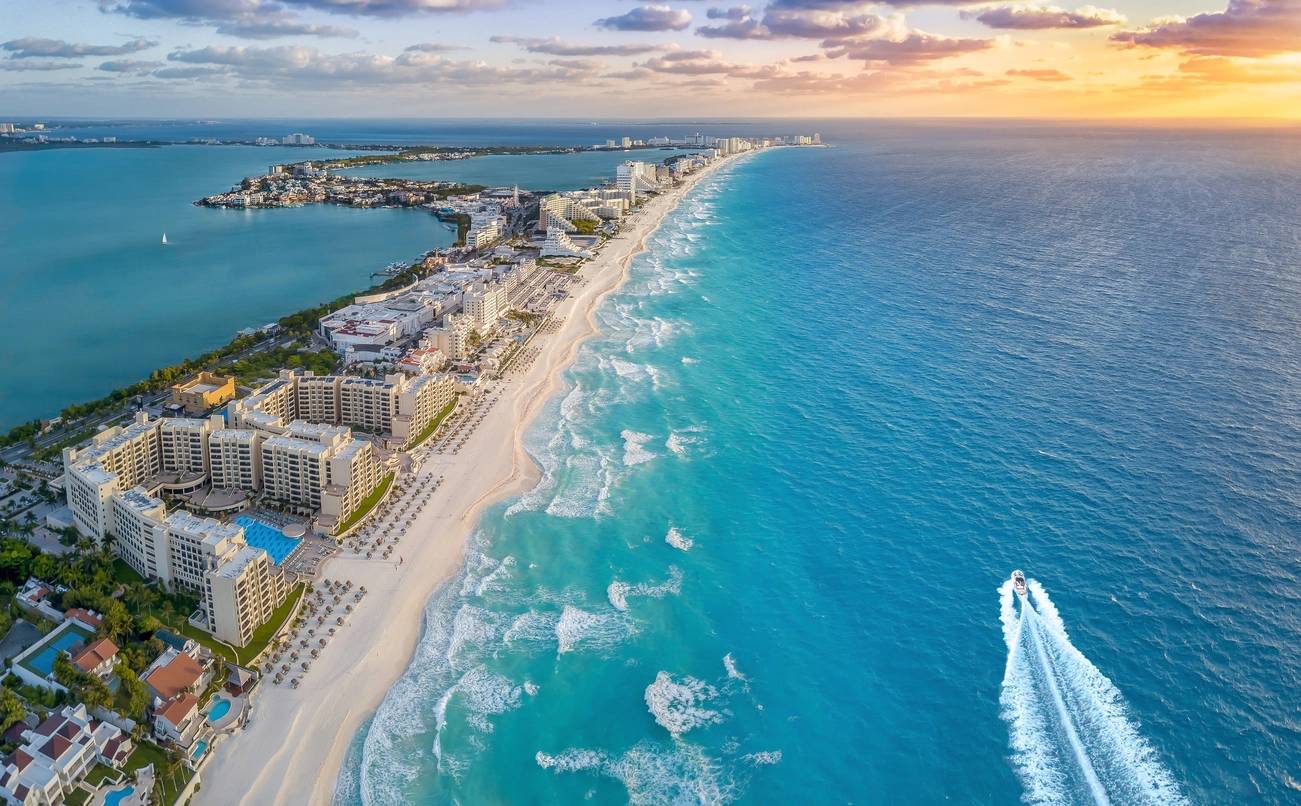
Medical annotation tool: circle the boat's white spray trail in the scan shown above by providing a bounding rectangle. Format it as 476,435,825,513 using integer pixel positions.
999,578,1187,806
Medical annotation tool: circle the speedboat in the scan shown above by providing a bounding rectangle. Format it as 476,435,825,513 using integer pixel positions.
1012,569,1028,597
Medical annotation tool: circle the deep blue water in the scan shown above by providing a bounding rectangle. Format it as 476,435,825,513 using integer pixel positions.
336,124,1301,805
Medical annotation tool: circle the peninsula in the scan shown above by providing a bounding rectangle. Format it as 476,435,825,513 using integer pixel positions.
0,131,822,806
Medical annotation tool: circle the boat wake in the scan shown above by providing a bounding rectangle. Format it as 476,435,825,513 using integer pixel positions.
999,577,1186,806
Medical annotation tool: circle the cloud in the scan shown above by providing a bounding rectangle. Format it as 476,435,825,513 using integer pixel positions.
0,60,82,71
595,4,693,31
697,4,894,39
102,0,508,18
697,6,773,38
548,57,601,70
98,0,264,19
830,32,994,64
165,43,599,88
405,42,466,52
751,65,1008,94
1006,67,1072,80
490,35,662,55
98,59,165,73
636,48,778,78
769,0,977,8
152,64,233,78
640,48,736,73
1,37,157,58
763,7,890,37
1110,0,1301,57
968,4,1124,29
278,0,509,13
214,17,360,38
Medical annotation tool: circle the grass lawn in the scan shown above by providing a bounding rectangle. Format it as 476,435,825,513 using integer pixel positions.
174,583,305,667
64,788,90,806
336,473,394,535
406,399,458,449
232,583,305,666
125,741,191,805
112,559,147,586
84,762,121,786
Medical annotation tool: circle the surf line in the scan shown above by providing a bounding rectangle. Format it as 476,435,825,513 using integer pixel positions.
1023,604,1112,806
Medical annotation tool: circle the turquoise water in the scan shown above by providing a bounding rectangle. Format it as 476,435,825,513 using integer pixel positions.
336,126,1301,804
0,145,456,429
235,516,300,565
338,149,693,191
191,740,209,760
104,785,134,806
23,625,93,676
208,697,232,722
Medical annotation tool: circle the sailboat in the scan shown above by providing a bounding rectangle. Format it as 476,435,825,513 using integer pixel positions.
161,232,168,245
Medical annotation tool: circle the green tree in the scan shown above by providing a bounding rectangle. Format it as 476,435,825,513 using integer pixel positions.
0,687,25,732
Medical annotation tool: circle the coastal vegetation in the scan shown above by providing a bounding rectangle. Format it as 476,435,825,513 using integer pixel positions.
406,399,458,450
176,583,305,667
336,473,394,535
125,738,192,805
310,145,581,171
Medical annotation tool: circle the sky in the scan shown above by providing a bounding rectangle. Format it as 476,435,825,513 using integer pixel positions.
1,0,1297,118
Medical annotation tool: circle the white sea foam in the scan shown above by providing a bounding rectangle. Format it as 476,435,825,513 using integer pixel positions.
665,427,705,458
555,605,631,654
536,748,608,772
681,356,699,365
999,577,1189,806
537,741,734,805
665,527,694,552
645,671,725,737
456,665,522,733
743,751,782,767
502,610,559,645
622,429,658,467
607,566,683,611
722,653,747,682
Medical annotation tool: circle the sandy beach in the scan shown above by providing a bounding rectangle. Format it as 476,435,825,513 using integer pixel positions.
197,151,741,806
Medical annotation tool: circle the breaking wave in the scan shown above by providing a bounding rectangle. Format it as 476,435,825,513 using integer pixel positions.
665,526,694,551
645,671,726,737
607,566,684,611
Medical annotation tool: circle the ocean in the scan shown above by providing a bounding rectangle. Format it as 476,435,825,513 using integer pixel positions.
333,123,1301,805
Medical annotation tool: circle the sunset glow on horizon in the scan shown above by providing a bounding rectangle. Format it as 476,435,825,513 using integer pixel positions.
2,0,1298,119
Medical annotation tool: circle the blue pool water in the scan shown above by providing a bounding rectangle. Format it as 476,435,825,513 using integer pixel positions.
191,740,209,761
23,626,93,677
336,124,1301,805
235,516,300,565
104,785,134,806
207,697,232,722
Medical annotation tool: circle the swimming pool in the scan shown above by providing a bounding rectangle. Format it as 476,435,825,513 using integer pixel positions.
104,785,134,806
234,516,301,565
207,697,231,722
21,623,93,677
190,739,208,761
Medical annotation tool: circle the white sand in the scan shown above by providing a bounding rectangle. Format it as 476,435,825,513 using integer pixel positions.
196,152,740,805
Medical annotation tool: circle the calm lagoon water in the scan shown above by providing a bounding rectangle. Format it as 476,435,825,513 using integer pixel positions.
336,124,1301,805
0,144,455,428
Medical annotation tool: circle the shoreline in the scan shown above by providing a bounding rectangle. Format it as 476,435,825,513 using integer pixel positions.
196,148,752,805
